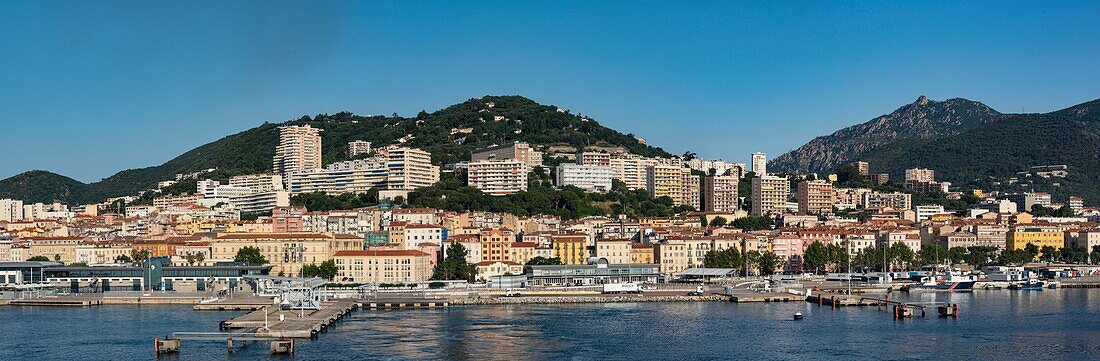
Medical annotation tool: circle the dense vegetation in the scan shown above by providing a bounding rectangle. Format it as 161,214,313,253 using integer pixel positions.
0,95,670,204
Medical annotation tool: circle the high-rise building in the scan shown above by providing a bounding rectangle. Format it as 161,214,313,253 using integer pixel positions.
751,152,767,176
610,154,656,190
905,168,935,183
555,163,613,193
348,140,372,157
0,199,25,222
385,147,440,190
647,165,700,209
467,160,528,195
229,174,285,193
853,161,869,177
860,192,912,210
751,175,789,216
576,151,611,167
703,175,739,213
273,125,323,178
796,180,834,214
471,142,543,170
286,158,390,195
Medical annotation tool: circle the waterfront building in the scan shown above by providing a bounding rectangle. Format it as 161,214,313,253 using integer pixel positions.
751,175,789,216
796,180,834,215
471,142,543,170
478,228,516,263
594,239,632,264
475,260,524,281
511,242,537,264
703,174,739,213
25,236,86,264
551,235,588,265
524,259,659,286
273,124,323,179
555,163,613,193
332,249,432,283
654,241,689,275
1006,225,1064,251
467,160,528,195
210,233,363,277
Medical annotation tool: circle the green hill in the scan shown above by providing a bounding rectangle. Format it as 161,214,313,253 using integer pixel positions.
0,96,669,205
773,96,1100,204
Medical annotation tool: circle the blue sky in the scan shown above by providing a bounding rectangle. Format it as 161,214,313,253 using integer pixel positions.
2,1,1099,182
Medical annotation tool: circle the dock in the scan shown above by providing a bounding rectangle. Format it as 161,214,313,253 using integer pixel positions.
193,296,275,311
805,293,884,307
729,292,801,303
219,301,358,339
7,297,103,307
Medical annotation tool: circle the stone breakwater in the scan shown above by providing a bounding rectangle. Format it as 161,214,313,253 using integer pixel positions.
450,294,728,305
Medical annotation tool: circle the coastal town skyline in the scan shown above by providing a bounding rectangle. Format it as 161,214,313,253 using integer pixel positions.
3,1,1100,181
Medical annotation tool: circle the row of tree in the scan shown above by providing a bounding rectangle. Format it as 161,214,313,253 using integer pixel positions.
701,247,787,276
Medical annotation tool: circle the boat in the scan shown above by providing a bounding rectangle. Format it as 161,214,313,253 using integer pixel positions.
1009,281,1045,290
902,271,977,292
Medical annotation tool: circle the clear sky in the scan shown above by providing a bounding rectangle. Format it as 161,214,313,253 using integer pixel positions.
2,1,1099,182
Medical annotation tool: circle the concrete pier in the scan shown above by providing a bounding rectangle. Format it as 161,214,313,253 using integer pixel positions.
220,301,358,339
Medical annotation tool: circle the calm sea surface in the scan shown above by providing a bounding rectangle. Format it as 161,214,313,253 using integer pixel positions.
3,289,1100,360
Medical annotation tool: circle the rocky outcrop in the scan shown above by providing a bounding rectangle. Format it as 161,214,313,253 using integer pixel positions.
769,96,1003,174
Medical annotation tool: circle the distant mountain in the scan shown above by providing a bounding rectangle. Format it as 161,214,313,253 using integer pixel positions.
771,96,1100,204
770,96,1003,173
0,96,669,204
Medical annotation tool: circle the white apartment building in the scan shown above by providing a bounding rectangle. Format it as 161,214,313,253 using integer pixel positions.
286,158,389,195
348,140,372,157
703,175,739,213
555,163,613,193
467,160,528,195
914,205,949,222
273,124,323,178
751,152,767,176
0,199,24,222
230,191,290,214
384,147,440,190
229,174,285,193
471,142,543,170
751,175,789,216
905,168,935,183
610,153,656,190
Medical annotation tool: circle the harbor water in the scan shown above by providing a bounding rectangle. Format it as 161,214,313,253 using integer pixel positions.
2,289,1100,360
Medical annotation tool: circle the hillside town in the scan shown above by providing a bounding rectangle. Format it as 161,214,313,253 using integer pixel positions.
3,123,1100,292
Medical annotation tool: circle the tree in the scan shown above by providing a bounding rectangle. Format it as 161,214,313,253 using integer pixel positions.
1039,246,1057,262
731,216,773,231
703,247,742,269
947,247,969,266
803,242,829,274
889,243,915,271
302,263,320,278
1092,245,1100,265
114,254,133,263
432,243,478,282
131,249,150,262
26,255,51,262
1000,249,1032,266
708,216,728,228
525,256,563,266
919,244,946,266
757,251,786,276
1024,243,1040,260
194,252,205,265
826,244,849,272
234,246,268,265
318,260,338,280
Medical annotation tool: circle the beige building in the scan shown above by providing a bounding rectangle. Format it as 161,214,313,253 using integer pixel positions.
229,173,285,193
467,160,528,195
609,154,656,190
333,249,432,283
348,140,372,157
905,168,935,183
646,165,700,209
797,180,834,214
210,233,363,276
630,244,654,264
751,175,790,216
703,175,739,213
576,151,611,167
384,147,440,190
26,237,86,264
274,125,323,178
751,152,767,176
471,142,543,170
594,239,633,264
654,241,689,275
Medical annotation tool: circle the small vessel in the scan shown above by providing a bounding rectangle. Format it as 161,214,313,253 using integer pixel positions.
1009,281,1045,290
902,266,976,292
